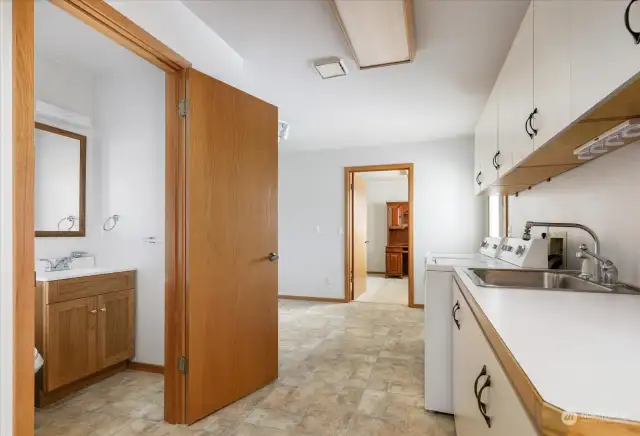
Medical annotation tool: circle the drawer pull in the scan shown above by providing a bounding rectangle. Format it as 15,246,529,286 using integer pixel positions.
474,365,492,428
100,307,107,312
452,301,461,330
625,0,640,44
89,309,97,314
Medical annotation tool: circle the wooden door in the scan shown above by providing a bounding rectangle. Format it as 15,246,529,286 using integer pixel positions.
44,296,97,391
185,68,279,424
352,174,368,300
97,289,135,369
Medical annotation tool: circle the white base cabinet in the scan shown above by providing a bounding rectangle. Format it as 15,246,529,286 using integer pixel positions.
452,281,539,436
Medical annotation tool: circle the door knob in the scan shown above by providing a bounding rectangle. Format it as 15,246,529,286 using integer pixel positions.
268,252,279,262
89,309,97,314
100,307,107,312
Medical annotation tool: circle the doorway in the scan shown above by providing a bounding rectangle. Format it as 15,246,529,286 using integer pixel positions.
12,1,279,434
344,164,416,307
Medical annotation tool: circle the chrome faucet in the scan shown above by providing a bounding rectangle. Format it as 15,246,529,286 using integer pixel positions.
522,221,601,282
576,244,618,285
39,256,73,272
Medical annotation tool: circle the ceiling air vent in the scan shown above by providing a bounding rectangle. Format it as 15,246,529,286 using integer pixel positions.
313,57,348,79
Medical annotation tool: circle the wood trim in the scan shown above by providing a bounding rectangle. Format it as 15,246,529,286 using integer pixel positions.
13,1,35,435
36,361,127,408
50,0,190,73
409,303,424,309
34,122,86,237
164,69,187,424
278,295,347,303
329,0,415,70
454,274,640,435
127,361,165,374
344,163,415,308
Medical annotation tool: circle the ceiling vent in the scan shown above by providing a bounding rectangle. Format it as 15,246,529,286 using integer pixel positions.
330,0,415,70
313,57,348,79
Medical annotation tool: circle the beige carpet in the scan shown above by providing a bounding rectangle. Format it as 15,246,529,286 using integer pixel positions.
356,275,408,305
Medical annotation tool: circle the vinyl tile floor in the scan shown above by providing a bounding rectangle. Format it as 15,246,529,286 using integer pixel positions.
36,300,454,436
355,276,408,305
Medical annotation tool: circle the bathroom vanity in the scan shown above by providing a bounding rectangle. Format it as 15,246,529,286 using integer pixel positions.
35,268,136,406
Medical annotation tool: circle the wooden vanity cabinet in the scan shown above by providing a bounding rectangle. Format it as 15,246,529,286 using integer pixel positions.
36,271,135,405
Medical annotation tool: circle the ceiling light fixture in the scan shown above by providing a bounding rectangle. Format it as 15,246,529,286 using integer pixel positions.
330,0,415,70
313,57,348,79
573,118,640,159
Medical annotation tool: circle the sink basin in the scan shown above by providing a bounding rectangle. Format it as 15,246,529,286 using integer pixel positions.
465,268,636,294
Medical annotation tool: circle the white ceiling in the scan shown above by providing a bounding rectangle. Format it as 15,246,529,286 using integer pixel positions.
35,1,152,76
34,0,530,152
184,0,529,151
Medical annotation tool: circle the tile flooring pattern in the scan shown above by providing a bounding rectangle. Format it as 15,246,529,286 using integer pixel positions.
356,277,408,305
36,300,454,436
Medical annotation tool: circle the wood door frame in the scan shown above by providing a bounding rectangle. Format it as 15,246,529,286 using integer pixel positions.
12,1,190,433
344,164,418,308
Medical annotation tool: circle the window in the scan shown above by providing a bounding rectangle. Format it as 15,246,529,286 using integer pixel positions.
488,195,505,238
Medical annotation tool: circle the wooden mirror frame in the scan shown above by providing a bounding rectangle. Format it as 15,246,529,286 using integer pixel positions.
34,122,87,237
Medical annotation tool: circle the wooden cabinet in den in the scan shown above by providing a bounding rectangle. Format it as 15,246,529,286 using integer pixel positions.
36,271,136,406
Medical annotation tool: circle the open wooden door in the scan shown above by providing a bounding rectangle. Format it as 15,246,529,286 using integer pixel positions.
352,174,368,300
184,68,279,424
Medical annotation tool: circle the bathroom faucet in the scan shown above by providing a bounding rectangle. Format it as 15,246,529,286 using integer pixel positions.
522,221,601,282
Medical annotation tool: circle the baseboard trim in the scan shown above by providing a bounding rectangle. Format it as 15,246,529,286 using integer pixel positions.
278,295,346,303
367,271,386,276
410,303,424,309
127,361,165,374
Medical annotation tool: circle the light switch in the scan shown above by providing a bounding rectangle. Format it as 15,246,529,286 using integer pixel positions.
316,225,321,234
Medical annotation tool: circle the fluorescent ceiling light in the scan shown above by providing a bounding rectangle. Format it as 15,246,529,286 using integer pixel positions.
313,58,347,79
330,0,415,69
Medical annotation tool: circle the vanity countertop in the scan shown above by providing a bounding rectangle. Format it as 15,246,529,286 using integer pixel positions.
454,266,640,424
36,267,136,282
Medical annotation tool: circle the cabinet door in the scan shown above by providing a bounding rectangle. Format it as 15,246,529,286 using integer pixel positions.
97,289,135,369
498,3,534,175
452,283,490,436
385,252,402,277
387,204,402,229
45,296,97,391
533,0,571,149
476,88,499,191
571,1,640,121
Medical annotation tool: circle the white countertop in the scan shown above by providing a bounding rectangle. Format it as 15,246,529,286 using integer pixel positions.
455,267,640,422
36,267,135,282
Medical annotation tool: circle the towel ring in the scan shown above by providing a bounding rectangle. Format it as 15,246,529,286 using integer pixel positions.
103,214,120,232
57,215,77,231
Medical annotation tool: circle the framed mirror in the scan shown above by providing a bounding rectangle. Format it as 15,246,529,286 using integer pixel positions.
35,122,86,237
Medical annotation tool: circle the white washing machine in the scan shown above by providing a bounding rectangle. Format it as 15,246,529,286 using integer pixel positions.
423,236,548,414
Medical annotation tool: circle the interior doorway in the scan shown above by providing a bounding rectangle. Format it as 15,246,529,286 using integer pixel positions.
344,164,416,307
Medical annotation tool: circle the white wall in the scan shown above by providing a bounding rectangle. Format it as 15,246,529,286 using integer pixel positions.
365,178,408,272
0,2,13,433
92,68,166,365
509,142,640,287
278,137,485,304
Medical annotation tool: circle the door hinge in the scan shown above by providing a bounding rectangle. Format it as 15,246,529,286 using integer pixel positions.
178,99,189,118
178,356,188,375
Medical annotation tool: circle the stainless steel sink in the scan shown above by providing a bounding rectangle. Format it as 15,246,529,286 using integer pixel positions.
465,268,638,294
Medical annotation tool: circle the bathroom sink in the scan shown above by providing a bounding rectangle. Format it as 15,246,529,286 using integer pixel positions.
465,268,636,294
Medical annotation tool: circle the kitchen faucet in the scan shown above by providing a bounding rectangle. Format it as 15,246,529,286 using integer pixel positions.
576,244,618,285
522,221,601,282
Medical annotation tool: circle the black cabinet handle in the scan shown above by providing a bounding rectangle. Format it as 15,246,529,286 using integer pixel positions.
476,171,482,186
477,375,492,428
529,108,539,137
473,366,492,428
625,0,640,44
452,301,461,330
525,109,538,139
492,151,501,170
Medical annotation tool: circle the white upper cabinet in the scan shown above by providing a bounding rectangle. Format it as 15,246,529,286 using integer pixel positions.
498,3,534,175
533,1,571,149
570,0,640,121
474,87,499,193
